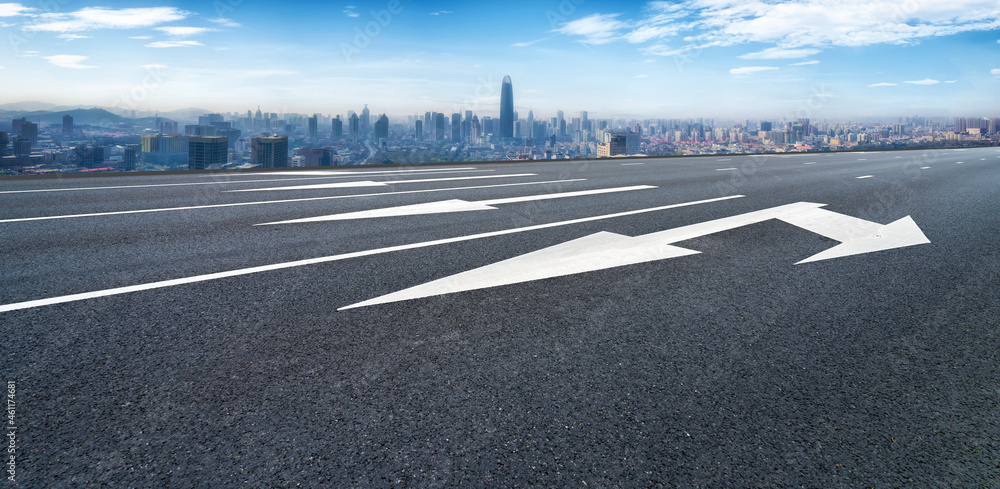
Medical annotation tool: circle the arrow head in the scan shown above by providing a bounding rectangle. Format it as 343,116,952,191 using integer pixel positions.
795,215,930,264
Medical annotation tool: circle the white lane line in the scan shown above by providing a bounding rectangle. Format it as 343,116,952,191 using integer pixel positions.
0,179,585,223
921,166,931,169
716,168,738,171
716,159,731,161
856,175,874,179
226,174,537,192
236,168,475,177
803,162,816,165
956,162,964,164
259,185,657,224
857,159,867,161
0,195,745,313
621,163,644,166
0,168,488,194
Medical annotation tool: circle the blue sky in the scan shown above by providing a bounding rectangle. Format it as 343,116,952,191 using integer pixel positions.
1,0,998,120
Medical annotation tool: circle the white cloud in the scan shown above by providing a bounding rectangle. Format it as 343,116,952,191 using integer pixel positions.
129,35,152,39
144,40,202,48
791,60,820,65
991,68,1000,75
904,78,940,85
730,66,779,75
430,11,453,15
634,74,649,78
511,38,548,48
868,82,897,87
343,6,359,18
244,70,298,77
156,26,213,37
43,54,96,69
141,64,167,70
25,7,187,32
552,13,629,45
0,3,33,17
740,47,820,59
57,33,90,40
558,0,1000,58
944,80,957,83
209,18,240,28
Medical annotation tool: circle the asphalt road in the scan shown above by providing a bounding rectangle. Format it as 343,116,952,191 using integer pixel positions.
2,148,999,487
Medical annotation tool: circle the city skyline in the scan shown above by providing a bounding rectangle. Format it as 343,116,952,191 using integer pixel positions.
1,0,999,119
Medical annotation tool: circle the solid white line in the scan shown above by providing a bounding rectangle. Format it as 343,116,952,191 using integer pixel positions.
716,168,738,171
0,168,488,194
0,179,586,223
803,162,816,165
0,194,745,313
620,163,644,166
226,173,537,192
856,175,874,179
921,166,931,169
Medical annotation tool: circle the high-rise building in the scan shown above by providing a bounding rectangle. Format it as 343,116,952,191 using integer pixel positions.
760,121,772,132
500,75,514,138
470,115,481,145
597,135,627,157
307,115,318,140
297,147,334,166
332,116,343,139
185,124,217,136
451,113,461,141
188,136,228,170
13,137,31,158
374,114,389,143
415,119,423,139
20,122,37,144
121,145,139,171
62,115,74,137
251,136,288,168
0,131,8,157
348,113,360,143
361,105,371,136
141,134,189,166
74,145,105,168
11,118,25,138
434,113,445,140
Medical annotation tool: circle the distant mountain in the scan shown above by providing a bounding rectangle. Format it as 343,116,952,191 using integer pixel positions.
16,108,126,126
159,107,215,122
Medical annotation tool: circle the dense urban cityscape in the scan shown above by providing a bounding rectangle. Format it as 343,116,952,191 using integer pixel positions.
1,76,998,175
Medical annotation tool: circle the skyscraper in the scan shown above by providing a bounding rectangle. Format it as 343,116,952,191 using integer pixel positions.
451,113,461,141
434,113,445,140
348,113,360,143
188,136,228,170
415,120,423,139
332,116,343,139
62,115,73,137
307,115,318,140
500,75,514,138
121,145,138,171
374,114,389,143
251,136,289,168
361,105,371,136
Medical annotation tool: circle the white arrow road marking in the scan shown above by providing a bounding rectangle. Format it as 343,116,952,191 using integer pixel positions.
258,185,657,224
0,195,744,313
0,179,586,223
226,173,537,192
340,202,930,310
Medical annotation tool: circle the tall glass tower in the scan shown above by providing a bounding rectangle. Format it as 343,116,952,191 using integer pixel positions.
500,75,514,138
